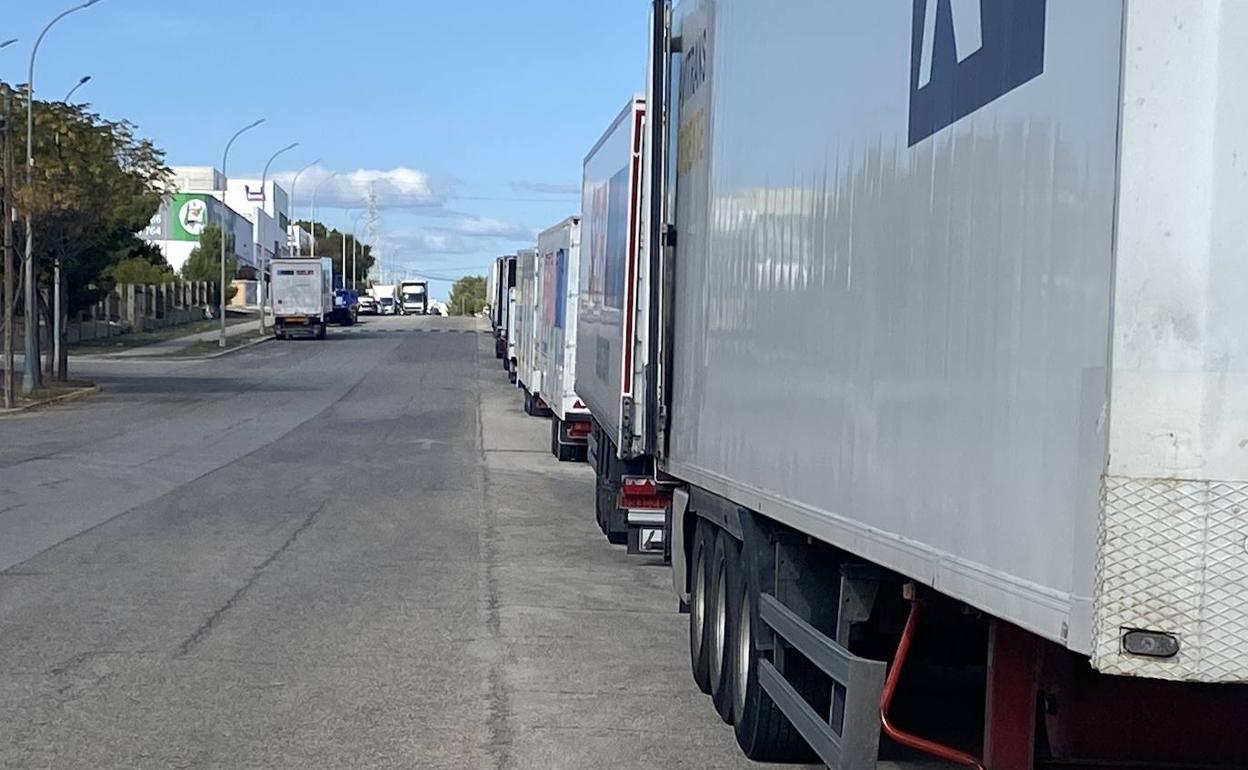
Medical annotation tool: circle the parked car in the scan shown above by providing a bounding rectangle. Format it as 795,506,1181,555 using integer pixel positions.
329,289,358,326
378,296,397,315
357,295,379,315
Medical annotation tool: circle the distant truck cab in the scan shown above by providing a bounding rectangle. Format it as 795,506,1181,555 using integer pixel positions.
399,280,429,315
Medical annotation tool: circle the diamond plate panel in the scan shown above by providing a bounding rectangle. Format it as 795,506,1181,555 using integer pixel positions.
1094,476,1248,682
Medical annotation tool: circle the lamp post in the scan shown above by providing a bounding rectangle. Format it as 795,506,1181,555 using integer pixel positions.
63,74,90,102
26,0,104,392
1,39,18,50
256,142,297,332
288,158,319,256
350,211,367,290
217,118,264,348
309,171,337,260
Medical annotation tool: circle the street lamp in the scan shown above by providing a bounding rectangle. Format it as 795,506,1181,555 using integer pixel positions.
217,117,265,348
63,74,90,102
351,211,367,290
1,39,17,50
309,171,337,260
288,158,319,256
256,141,297,332
26,0,105,393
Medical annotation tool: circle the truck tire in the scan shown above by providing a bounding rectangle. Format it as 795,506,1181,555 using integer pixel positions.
731,537,811,761
689,519,713,694
316,323,326,340
524,391,536,416
709,530,741,723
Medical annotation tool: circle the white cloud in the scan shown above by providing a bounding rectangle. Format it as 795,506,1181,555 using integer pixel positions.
271,165,450,210
384,215,536,257
447,216,534,240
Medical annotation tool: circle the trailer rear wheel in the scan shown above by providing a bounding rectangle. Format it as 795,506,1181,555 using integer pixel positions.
731,536,809,760
689,519,713,694
709,530,740,723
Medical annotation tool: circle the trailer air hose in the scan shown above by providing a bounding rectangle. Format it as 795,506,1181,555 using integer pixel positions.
879,585,987,770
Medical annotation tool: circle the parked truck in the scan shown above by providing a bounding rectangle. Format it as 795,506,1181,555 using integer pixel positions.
371,284,399,315
399,280,428,315
578,2,1248,768
535,216,590,461
271,257,333,340
505,253,522,384
513,248,549,416
491,256,515,362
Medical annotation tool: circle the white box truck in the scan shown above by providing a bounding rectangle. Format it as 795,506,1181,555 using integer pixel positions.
535,216,590,461
271,257,333,340
581,1,1248,768
399,280,428,315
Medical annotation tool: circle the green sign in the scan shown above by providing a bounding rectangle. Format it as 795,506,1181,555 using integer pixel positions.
169,193,215,241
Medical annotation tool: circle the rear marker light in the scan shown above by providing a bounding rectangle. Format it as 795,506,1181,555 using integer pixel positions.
1122,629,1180,659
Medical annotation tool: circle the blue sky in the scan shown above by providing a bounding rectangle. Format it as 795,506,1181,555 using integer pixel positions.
3,0,648,299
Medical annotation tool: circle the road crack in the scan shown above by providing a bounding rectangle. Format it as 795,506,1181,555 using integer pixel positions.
175,499,327,658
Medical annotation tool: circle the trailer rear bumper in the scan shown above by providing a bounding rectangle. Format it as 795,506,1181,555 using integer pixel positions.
275,316,325,338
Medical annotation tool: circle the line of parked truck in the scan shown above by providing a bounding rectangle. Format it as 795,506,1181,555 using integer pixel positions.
490,2,1248,768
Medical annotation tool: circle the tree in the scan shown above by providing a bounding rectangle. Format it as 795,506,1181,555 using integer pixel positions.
107,256,175,286
448,275,487,315
181,224,237,307
5,83,169,380
293,220,375,286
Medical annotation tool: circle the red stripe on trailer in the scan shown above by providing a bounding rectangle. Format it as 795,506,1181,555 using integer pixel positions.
621,103,645,398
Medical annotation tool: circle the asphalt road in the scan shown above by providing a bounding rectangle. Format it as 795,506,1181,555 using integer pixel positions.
0,314,817,769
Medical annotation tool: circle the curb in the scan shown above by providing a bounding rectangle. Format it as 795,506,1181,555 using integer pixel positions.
163,333,275,360
0,383,102,417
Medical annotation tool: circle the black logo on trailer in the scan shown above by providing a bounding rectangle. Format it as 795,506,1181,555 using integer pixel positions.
908,0,1046,146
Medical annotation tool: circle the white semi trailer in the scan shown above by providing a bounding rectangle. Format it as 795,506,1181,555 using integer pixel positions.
503,254,518,384
576,96,657,549
580,1,1248,768
489,256,509,360
513,248,546,414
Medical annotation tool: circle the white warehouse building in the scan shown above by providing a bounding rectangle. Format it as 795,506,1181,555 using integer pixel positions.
140,166,305,279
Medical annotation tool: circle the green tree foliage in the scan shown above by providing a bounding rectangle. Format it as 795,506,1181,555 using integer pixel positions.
293,220,375,286
107,256,175,285
181,224,237,306
106,241,175,285
6,85,169,316
448,275,487,315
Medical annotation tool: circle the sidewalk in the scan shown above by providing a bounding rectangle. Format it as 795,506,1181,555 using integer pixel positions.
90,318,266,358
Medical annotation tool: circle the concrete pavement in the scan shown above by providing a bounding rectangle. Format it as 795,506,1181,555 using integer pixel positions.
0,314,815,769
